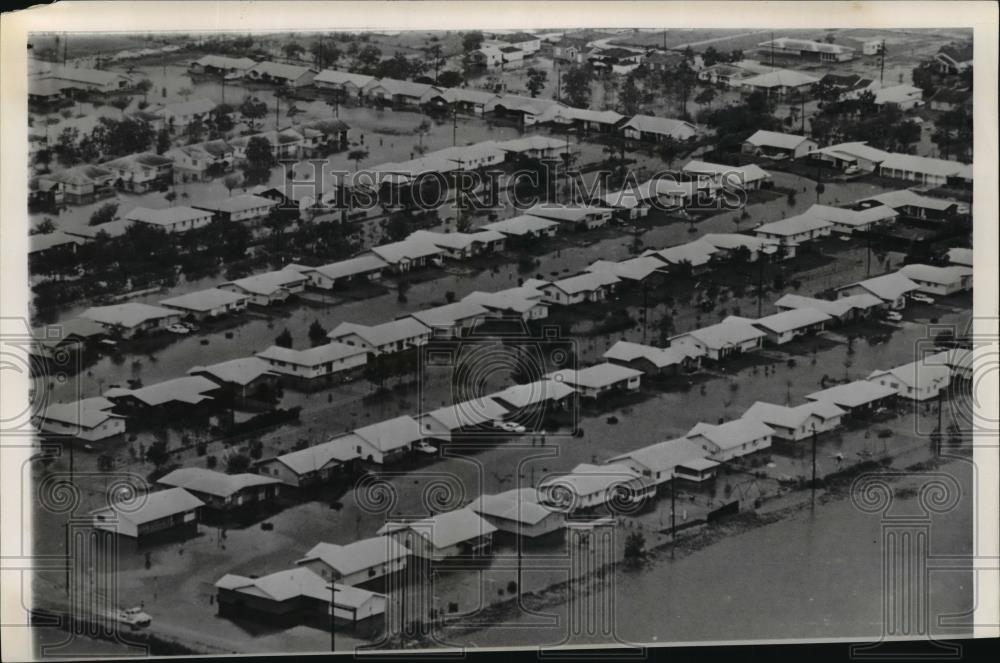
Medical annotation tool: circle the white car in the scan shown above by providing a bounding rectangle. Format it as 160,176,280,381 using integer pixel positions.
844,165,860,175
910,293,935,304
414,442,437,455
166,323,191,335
885,311,903,322
113,607,152,629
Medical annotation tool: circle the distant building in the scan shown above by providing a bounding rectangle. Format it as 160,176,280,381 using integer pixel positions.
758,37,855,63
256,343,368,389
742,130,817,159
469,488,566,539
934,42,973,75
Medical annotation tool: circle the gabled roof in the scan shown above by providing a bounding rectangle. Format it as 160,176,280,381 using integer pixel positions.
421,398,508,431
741,69,819,89
609,437,717,476
603,340,699,369
621,115,697,137
837,272,919,301
125,205,212,227
192,55,256,71
494,135,568,154
743,400,845,430
544,270,621,295
298,537,410,575
225,268,307,296
813,141,890,164
686,418,775,450
865,189,958,212
547,362,642,389
215,568,382,607
256,342,366,367
755,214,833,237
407,301,491,329
193,193,279,214
868,360,950,391
299,254,387,281
586,256,667,281
879,153,969,178
700,233,773,253
80,303,178,329
489,379,576,409
683,160,771,184
805,380,898,408
160,287,248,312
537,105,625,126
539,462,646,499
874,85,923,105
469,488,560,526
328,317,430,347
377,507,497,549
899,263,972,286
672,318,766,350
759,37,855,56
749,308,831,334
645,239,718,267
366,77,439,98
188,357,276,386
248,60,314,81
262,436,358,475
157,467,281,498
487,94,563,116
745,130,814,151
946,247,973,267
29,231,85,254
39,397,120,429
91,487,203,527
369,237,445,264
463,286,546,314
805,203,897,227
314,68,375,88
35,65,128,87
408,229,506,251
438,87,499,106
524,204,609,223
104,375,219,407
354,415,423,453
775,293,882,317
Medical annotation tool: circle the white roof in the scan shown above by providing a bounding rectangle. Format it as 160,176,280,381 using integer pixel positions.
80,303,178,329
839,272,919,301
603,340,699,368
805,204,897,227
439,87,499,105
899,264,972,286
537,105,624,126
188,357,275,386
645,239,718,268
409,229,505,251
701,233,772,253
621,115,698,137
266,437,359,475
469,488,560,526
806,380,898,408
354,415,423,453
298,537,410,576
683,160,771,184
422,398,508,431
874,84,923,105
673,318,766,350
686,418,775,450
303,254,388,281
369,237,444,264
329,318,430,347
314,68,375,88
750,308,831,334
366,77,439,99
866,189,958,212
256,342,366,368
192,55,256,70
226,268,307,296
215,568,382,609
744,130,813,151
586,256,667,281
193,194,279,214
524,204,609,223
755,214,833,237
547,362,642,389
248,60,314,81
39,397,119,429
539,462,644,498
483,214,559,236
462,287,546,314
489,379,576,409
741,70,819,89
407,301,491,329
91,487,203,527
609,437,717,476
125,205,212,226
743,400,845,430
868,359,950,391
879,153,969,178
377,507,497,549
494,135,568,153
814,141,890,163
160,288,248,312
544,270,621,296
946,247,973,267
775,293,882,317
158,467,280,498
104,375,219,407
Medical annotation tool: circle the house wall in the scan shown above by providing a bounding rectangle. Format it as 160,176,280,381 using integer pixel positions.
301,555,407,587
868,375,946,401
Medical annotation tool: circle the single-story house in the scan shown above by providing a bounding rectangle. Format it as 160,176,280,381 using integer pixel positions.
462,286,549,321
124,205,214,233
537,462,656,513
160,288,249,321
484,94,564,126
804,203,898,234
644,239,719,273
742,400,845,441
929,87,972,113
79,303,181,338
291,255,387,290
296,537,410,587
603,340,701,376
835,272,920,309
428,87,499,116
493,135,572,160
101,152,174,193
758,37,855,63
431,142,507,170
256,342,367,389
299,119,351,156
620,115,698,142
328,318,432,356
742,130,817,159
946,247,973,268
700,233,779,262
313,69,376,99
103,376,219,414
254,437,358,488
669,318,767,362
878,153,971,188
545,363,642,399
368,237,446,273
91,487,203,543
539,271,621,305
363,78,440,107
809,141,890,173
746,308,832,345
740,69,819,96
898,264,973,296
861,190,961,222
403,301,493,338
36,397,125,442
37,165,115,205
686,418,775,462
32,64,131,94
418,398,509,442
166,139,237,179
28,231,87,259
188,55,257,77
377,507,497,561
220,268,308,306
585,256,669,284
536,106,625,133
868,359,951,401
469,488,566,539
488,379,576,414
934,42,973,75
523,204,613,231
407,229,506,260
245,61,316,87
192,193,280,224
482,214,560,239
754,214,833,245
157,98,216,127
774,293,885,323
188,357,279,401
157,467,282,513
874,84,925,111
348,415,424,465
608,437,719,486
805,380,899,414
682,160,772,191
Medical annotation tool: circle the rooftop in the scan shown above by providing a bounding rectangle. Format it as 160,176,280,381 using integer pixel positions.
609,437,717,476
158,467,281,498
160,288,248,312
546,362,642,389
673,318,766,350
469,488,560,526
744,130,813,151
805,380,898,408
298,536,410,576
686,418,775,450
188,357,275,386
256,342,366,367
621,114,698,137
104,375,218,407
603,340,699,368
750,307,832,334
377,507,497,549
80,303,178,329
354,415,423,453
328,317,430,347
422,398,508,431
489,379,577,409
755,214,833,237
91,487,203,527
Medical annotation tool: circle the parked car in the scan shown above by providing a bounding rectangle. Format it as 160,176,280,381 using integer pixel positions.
844,165,860,175
885,311,903,322
910,293,935,304
166,323,191,335
414,441,437,455
111,607,152,629
492,420,526,434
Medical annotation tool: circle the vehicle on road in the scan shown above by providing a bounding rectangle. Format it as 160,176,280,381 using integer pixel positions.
108,607,152,629
910,293,935,304
885,311,903,322
492,420,527,434
166,323,191,335
414,442,437,455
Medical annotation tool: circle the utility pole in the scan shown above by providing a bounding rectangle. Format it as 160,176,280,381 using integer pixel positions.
770,31,775,71
641,284,649,344
866,233,872,277
879,40,886,86
452,106,458,147
936,389,943,455
670,476,676,559
275,94,280,130
663,30,667,52
810,426,818,505
756,256,764,318
330,583,337,651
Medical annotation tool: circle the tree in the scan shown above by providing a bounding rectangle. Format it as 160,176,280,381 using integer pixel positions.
308,319,327,346
145,440,169,467
243,136,275,184
185,117,206,144
239,96,268,131
355,44,383,74
562,64,594,108
310,39,341,70
225,452,251,474
89,202,119,226
462,30,484,53
177,86,193,101
702,46,722,67
155,127,172,154
620,76,642,115
694,86,717,112
437,70,463,88
223,173,243,196
424,43,446,83
54,127,82,165
275,328,293,348
347,148,369,171
624,531,645,564
656,137,679,168
31,217,57,235
383,212,411,242
135,78,153,102
283,42,305,61
525,68,548,98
